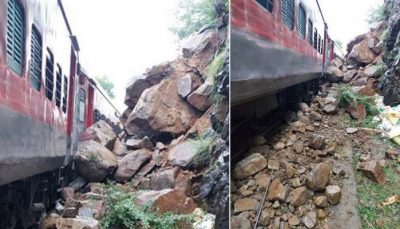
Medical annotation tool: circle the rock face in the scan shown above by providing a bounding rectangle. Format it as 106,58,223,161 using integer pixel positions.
233,153,268,180
125,76,197,138
306,162,331,191
74,140,118,182
79,120,117,150
358,160,386,184
114,149,152,182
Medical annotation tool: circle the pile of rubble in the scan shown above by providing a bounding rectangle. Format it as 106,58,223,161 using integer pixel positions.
41,5,229,228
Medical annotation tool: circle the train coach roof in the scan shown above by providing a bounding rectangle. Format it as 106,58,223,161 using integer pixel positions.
57,0,80,52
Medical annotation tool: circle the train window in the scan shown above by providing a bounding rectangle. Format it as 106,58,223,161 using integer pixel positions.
298,5,306,39
256,0,274,13
30,26,42,91
313,29,318,50
45,49,54,100
308,20,313,45
62,75,68,113
55,65,62,108
318,35,321,53
6,0,25,75
281,0,295,30
78,89,86,122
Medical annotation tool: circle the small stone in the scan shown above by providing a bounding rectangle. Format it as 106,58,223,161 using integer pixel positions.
288,215,300,226
299,103,311,113
268,160,280,171
274,142,286,151
317,209,327,219
293,141,304,153
325,186,341,205
280,160,296,178
309,135,325,150
287,186,313,207
346,127,358,134
386,148,399,160
314,196,328,208
267,179,287,202
305,162,331,191
302,211,317,228
234,198,258,213
259,209,275,226
272,200,281,208
251,135,267,146
358,160,386,184
299,116,311,125
233,153,268,180
310,111,322,121
291,178,302,188
256,173,271,188
231,216,251,229
323,104,337,114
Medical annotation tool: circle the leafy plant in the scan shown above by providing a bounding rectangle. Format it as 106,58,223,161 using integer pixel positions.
96,75,115,99
338,85,379,116
367,4,385,24
101,184,193,229
188,135,215,168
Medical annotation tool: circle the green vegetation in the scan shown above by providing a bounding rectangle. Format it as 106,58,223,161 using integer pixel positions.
206,47,226,80
338,85,379,116
189,135,215,168
356,163,400,228
101,184,193,229
96,75,115,99
170,0,228,40
367,4,385,24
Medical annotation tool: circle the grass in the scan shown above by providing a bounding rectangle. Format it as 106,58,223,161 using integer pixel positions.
356,156,400,228
188,135,215,168
100,184,193,229
206,47,226,81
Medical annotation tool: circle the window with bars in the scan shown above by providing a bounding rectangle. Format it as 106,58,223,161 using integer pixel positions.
281,0,294,30
313,29,318,50
318,35,321,53
298,5,306,39
62,75,68,113
30,26,42,91
55,65,62,108
256,0,274,13
78,89,86,123
45,49,54,100
308,20,313,45
6,0,25,75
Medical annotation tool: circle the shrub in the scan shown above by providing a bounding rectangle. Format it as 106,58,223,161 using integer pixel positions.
338,86,378,116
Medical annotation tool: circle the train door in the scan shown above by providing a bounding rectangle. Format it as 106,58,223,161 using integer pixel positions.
67,49,76,136
87,85,94,128
77,88,86,134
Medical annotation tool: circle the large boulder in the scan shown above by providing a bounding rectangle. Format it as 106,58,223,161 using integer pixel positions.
114,149,152,182
182,29,217,61
74,140,117,182
187,81,213,111
326,66,344,83
79,120,116,150
167,141,203,168
177,73,203,98
348,38,377,66
125,76,198,138
346,34,367,54
124,78,152,108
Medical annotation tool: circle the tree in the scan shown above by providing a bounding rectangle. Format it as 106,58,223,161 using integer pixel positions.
170,0,218,40
96,75,115,99
367,4,385,24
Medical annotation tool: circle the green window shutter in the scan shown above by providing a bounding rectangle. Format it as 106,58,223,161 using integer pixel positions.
7,0,25,75
62,75,68,113
256,0,274,13
30,27,42,91
308,20,313,45
281,0,295,30
45,50,54,100
314,29,318,50
298,5,306,39
55,65,62,107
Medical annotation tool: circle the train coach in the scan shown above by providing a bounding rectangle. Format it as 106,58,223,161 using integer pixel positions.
231,0,335,118
0,0,120,227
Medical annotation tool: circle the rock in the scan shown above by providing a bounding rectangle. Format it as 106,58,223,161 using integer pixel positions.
192,210,216,229
125,76,197,137
343,69,359,83
268,160,280,171
317,209,327,220
79,200,105,219
250,135,266,146
322,104,337,114
114,149,152,182
346,127,358,134
386,148,399,160
347,34,367,54
136,189,197,214
358,160,386,184
231,216,251,229
187,81,213,111
156,142,166,150
233,153,267,180
299,116,311,125
302,211,317,229
345,104,367,120
331,57,344,69
325,185,341,205
299,102,310,113
120,107,133,125
305,162,331,191
177,73,202,98
167,141,204,168
124,78,152,108
287,186,313,207
309,135,325,150
149,167,179,190
293,141,304,153
274,142,286,151
280,160,296,178
288,215,300,226
41,214,100,229
74,140,118,182
259,209,275,226
348,38,377,66
112,139,128,156
267,179,287,202
256,173,271,188
314,196,328,208
126,136,154,150
233,198,258,213
309,111,322,121
291,121,306,133
61,187,75,202
182,29,217,59
326,66,344,83
144,62,172,85
79,120,117,150
364,65,382,78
